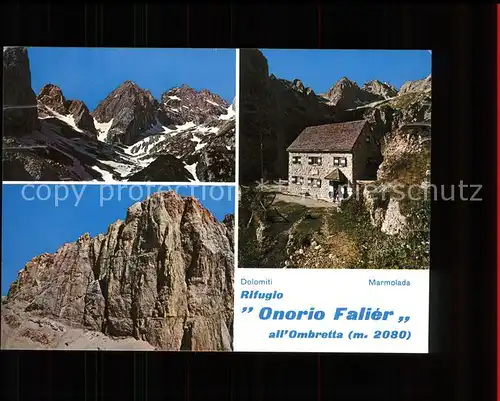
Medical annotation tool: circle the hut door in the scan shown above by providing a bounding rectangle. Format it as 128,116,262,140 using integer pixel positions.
342,185,348,199
328,180,338,199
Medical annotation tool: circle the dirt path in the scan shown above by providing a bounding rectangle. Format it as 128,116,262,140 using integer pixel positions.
241,183,337,208
274,192,335,208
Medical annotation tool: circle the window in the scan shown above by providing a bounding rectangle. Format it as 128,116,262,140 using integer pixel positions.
299,176,304,185
308,178,321,188
291,176,298,184
308,156,322,165
292,156,301,164
334,157,347,167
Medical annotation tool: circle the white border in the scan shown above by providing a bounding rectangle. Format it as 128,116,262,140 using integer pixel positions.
234,48,240,272
2,181,236,186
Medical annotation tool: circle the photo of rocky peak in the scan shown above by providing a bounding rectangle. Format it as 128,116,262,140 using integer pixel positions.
1,188,235,351
3,47,236,182
239,48,431,270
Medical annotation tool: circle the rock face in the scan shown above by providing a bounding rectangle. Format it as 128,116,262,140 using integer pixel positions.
343,76,432,157
222,214,235,248
123,103,236,183
37,84,68,114
361,124,431,240
66,100,97,133
92,81,163,145
91,82,231,147
37,84,98,136
398,75,432,95
3,47,39,136
160,84,230,125
189,118,236,182
126,154,195,182
239,49,337,182
362,80,397,99
2,191,234,351
381,198,407,235
325,77,381,110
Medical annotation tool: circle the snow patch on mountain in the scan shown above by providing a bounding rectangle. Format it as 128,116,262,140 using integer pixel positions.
219,104,235,120
205,99,221,106
139,121,174,137
345,97,394,111
94,118,113,142
176,121,196,131
185,162,199,181
40,106,84,133
92,165,114,182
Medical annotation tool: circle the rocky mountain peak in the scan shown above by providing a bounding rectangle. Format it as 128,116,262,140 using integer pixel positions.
122,190,215,226
200,88,214,96
362,80,397,99
66,100,97,135
36,84,97,136
326,77,367,110
159,85,230,126
119,80,154,100
37,84,67,113
344,73,432,152
105,81,155,108
38,84,67,113
292,79,306,92
3,46,40,136
91,80,160,145
328,76,357,93
337,76,358,87
398,74,432,95
162,85,228,107
122,79,138,87
2,191,234,350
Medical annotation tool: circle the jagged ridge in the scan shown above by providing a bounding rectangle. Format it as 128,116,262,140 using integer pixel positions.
2,191,234,351
2,47,236,183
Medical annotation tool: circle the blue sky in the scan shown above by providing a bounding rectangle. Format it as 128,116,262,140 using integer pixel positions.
1,184,235,295
260,49,431,93
28,48,236,110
